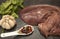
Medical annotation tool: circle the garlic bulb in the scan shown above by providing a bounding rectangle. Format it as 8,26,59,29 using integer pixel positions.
0,15,16,29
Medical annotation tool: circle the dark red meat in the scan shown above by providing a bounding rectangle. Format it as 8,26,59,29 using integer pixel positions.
38,12,60,37
20,5,60,25
19,4,60,37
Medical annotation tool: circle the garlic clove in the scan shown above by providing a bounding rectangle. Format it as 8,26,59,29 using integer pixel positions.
1,22,6,29
5,23,11,29
0,19,5,26
9,20,15,27
9,16,15,20
0,21,2,26
0,20,1,26
2,15,9,19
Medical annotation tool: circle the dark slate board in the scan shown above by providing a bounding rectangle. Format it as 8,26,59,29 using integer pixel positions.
0,0,60,39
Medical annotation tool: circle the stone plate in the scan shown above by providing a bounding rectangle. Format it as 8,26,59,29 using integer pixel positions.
0,0,60,39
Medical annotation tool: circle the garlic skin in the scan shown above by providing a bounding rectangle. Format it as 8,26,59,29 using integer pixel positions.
0,15,16,29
